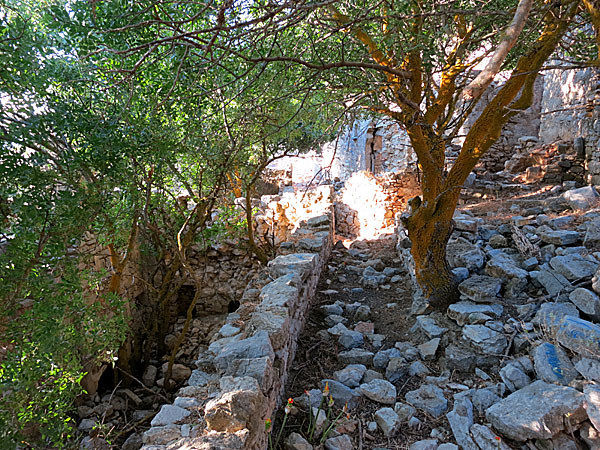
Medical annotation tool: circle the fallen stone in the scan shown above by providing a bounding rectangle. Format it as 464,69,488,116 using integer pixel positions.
354,305,371,321
394,402,416,422
458,275,502,302
333,364,367,388
539,229,581,246
405,384,447,418
338,329,364,349
584,220,600,249
533,302,579,333
532,342,577,386
385,357,409,383
472,388,501,415
143,365,158,387
161,363,191,384
373,348,402,369
485,380,586,441
321,379,361,409
437,444,458,450
409,439,438,450
418,338,440,360
462,325,507,354
550,255,599,281
374,407,400,436
446,398,478,450
556,315,600,358
322,303,344,315
122,433,143,450
409,360,430,377
584,383,600,431
563,186,599,210
324,434,353,450
580,421,600,450
360,379,396,404
394,342,420,361
470,424,511,450
486,253,528,279
448,302,503,326
499,362,531,392
569,287,600,321
285,432,313,450
338,349,373,366
415,315,447,338
531,268,572,296
444,344,476,373
574,357,600,381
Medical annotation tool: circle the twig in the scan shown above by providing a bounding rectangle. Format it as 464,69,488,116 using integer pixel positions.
116,367,171,403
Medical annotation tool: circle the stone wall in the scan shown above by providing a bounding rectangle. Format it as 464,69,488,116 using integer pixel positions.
139,189,334,450
538,65,600,184
335,171,421,238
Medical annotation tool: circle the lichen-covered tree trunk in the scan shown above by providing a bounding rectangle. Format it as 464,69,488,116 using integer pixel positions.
406,214,459,308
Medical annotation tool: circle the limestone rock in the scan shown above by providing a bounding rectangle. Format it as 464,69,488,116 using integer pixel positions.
405,384,448,418
549,254,598,281
324,434,353,450
285,432,313,450
533,302,579,333
458,276,502,302
446,398,478,450
584,383,600,431
532,342,577,385
151,405,190,427
448,302,503,326
204,377,264,432
556,315,600,357
321,379,361,409
214,330,274,373
462,325,507,354
374,407,400,436
485,380,586,441
338,349,374,366
569,288,600,321
359,379,396,404
470,424,511,450
574,357,600,382
409,439,438,450
333,364,367,388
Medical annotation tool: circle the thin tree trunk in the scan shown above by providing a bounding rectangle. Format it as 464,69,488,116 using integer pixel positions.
245,188,268,265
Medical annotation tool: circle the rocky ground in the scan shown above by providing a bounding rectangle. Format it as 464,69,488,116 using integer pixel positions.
276,182,600,450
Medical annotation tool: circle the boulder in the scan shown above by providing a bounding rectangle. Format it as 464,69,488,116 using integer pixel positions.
549,255,598,281
486,380,586,441
532,342,577,386
462,325,508,354
405,384,447,418
359,379,396,404
569,288,600,321
458,275,502,302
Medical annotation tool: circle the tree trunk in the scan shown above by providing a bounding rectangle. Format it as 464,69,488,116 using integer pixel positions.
404,207,459,309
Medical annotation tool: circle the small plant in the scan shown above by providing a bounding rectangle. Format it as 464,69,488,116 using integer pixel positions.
266,382,351,449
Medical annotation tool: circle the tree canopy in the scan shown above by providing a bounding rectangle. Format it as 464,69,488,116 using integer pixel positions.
0,0,598,446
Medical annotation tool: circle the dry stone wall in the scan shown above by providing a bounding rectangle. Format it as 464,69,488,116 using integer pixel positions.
139,188,334,450
335,171,420,238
